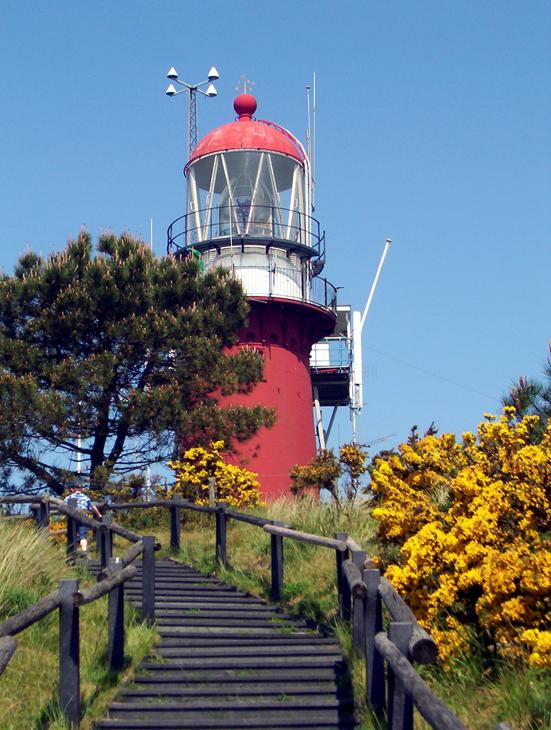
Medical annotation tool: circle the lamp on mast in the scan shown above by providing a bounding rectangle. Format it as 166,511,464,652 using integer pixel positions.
165,65,219,157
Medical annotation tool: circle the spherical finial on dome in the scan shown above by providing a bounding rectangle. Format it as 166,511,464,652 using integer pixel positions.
234,93,257,120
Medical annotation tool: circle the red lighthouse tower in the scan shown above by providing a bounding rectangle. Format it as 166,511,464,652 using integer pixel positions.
168,93,337,500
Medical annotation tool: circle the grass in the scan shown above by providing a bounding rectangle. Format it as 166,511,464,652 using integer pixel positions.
0,517,157,729
119,497,551,730
0,518,69,615
418,658,551,729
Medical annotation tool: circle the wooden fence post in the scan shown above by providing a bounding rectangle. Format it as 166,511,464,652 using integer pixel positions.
169,500,181,552
142,536,156,625
100,514,113,569
59,579,80,727
270,521,284,602
215,502,228,567
335,532,351,620
365,568,385,716
38,500,49,529
30,504,40,528
107,557,125,671
66,497,78,561
351,549,366,652
388,622,414,730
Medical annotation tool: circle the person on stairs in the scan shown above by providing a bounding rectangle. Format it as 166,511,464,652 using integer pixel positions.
64,482,102,556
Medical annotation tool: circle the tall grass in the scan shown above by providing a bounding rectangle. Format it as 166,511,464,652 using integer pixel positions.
0,518,156,729
0,519,69,616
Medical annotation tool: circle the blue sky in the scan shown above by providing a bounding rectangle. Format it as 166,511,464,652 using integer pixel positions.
1,0,549,458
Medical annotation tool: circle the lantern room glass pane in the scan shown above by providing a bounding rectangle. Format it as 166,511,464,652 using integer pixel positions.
187,151,305,243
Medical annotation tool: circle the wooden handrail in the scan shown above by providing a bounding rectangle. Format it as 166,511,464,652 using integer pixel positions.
0,637,16,675
375,631,466,730
263,524,348,552
379,577,438,665
75,564,138,606
225,509,274,527
345,536,363,553
342,559,367,598
100,500,166,510
0,496,44,504
0,590,61,638
103,499,215,514
49,498,143,544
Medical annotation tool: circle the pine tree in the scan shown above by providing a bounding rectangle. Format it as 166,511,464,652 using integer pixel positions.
502,343,551,441
0,231,274,494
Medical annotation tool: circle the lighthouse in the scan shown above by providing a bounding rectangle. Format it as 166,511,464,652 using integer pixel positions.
168,92,340,500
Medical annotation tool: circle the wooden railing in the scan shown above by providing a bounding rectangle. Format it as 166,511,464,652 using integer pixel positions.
0,495,467,730
99,497,466,730
0,495,159,727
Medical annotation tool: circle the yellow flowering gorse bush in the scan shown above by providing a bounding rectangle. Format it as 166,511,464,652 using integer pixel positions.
168,440,263,508
370,410,551,667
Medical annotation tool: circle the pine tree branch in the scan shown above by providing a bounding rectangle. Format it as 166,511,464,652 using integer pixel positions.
38,434,93,455
8,454,64,495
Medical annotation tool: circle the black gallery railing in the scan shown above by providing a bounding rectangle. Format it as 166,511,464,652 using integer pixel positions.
167,204,326,258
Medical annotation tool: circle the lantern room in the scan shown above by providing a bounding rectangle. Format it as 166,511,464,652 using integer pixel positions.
186,148,306,245
168,93,330,306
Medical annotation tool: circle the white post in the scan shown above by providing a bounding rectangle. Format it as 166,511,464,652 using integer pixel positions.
76,400,83,474
76,437,81,474
351,239,392,443
360,239,392,332
313,385,325,450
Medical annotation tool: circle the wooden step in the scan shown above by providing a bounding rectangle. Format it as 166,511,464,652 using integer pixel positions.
159,636,337,647
158,626,316,637
96,718,356,729
139,657,345,671
118,683,340,698
95,558,355,729
156,645,342,658
154,618,304,628
132,668,342,683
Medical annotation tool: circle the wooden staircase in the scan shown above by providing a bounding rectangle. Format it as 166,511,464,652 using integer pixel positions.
94,557,356,729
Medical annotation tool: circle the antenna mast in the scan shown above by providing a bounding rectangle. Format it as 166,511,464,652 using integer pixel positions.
165,65,220,159
306,82,313,215
312,72,317,211
188,90,198,154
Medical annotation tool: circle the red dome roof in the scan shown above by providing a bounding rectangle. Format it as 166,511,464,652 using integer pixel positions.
188,94,304,166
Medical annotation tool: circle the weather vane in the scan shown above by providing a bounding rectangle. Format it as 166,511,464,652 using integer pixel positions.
235,75,255,94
